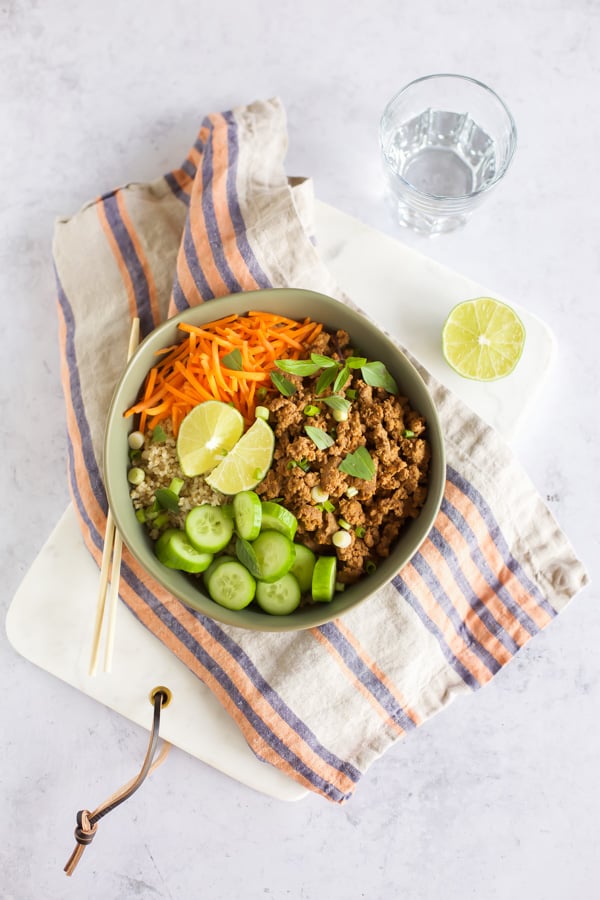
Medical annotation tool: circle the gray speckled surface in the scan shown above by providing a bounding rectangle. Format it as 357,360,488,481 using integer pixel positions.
2,2,598,898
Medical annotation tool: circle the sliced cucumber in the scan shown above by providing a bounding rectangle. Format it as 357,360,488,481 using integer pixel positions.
289,543,316,594
155,529,213,574
251,530,296,583
202,554,236,587
233,490,262,540
260,501,298,541
206,559,256,610
312,555,337,603
256,573,301,615
185,504,234,554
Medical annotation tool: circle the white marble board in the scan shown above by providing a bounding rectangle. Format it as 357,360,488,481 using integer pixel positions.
6,201,555,801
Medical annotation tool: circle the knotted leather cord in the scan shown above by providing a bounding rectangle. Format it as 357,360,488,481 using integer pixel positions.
64,689,172,876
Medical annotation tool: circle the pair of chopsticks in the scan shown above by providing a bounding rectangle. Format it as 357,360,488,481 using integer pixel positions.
89,318,140,676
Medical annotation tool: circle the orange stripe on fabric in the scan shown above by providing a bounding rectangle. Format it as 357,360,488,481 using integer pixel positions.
96,199,138,321
206,112,262,292
310,628,406,738
334,619,422,726
187,132,231,299
401,561,495,686
115,190,161,327
434,508,532,649
444,480,553,631
170,168,193,196
418,532,514,668
118,550,355,800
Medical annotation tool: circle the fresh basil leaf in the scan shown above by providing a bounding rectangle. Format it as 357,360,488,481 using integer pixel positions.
276,358,321,376
151,424,167,443
271,370,297,397
360,361,398,394
333,366,351,393
310,353,338,368
345,356,367,369
338,446,376,480
315,366,338,395
321,395,351,413
304,425,335,450
221,348,243,370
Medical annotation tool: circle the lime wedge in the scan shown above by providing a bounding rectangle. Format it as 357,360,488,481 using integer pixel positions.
205,417,275,495
176,400,244,477
442,297,526,381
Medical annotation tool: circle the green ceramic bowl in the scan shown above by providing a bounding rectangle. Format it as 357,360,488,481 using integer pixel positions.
104,288,445,631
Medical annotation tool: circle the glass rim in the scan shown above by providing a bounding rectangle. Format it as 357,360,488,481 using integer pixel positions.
379,73,518,202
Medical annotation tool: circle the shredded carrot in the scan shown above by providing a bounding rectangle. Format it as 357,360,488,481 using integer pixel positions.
123,311,324,434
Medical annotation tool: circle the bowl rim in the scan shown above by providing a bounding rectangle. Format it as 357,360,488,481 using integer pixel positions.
104,287,446,632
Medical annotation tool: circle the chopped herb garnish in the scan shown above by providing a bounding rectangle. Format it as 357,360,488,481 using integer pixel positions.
346,356,367,368
256,386,268,400
403,429,415,438
355,526,366,538
303,404,321,416
365,560,377,574
338,518,351,531
221,348,243,370
304,425,335,450
317,499,336,513
155,487,181,512
276,358,321,376
321,395,351,414
151,424,167,443
271,370,297,397
360,361,398,394
310,352,338,368
345,388,357,400
315,366,338,395
288,457,311,472
338,446,376,480
333,366,350,393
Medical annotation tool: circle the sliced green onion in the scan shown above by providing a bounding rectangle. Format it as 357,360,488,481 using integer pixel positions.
127,467,145,485
332,530,352,548
403,429,415,438
303,404,320,417
355,525,366,538
128,430,145,450
338,518,351,531
255,405,270,421
311,485,329,503
153,511,170,529
135,508,147,523
365,560,377,574
335,581,346,592
345,486,359,498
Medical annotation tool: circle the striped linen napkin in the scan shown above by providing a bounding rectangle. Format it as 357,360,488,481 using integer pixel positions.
53,97,588,803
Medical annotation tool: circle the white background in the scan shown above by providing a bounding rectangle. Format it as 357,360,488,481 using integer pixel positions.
2,2,599,898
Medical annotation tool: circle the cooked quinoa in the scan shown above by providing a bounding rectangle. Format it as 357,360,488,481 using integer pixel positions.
129,421,223,538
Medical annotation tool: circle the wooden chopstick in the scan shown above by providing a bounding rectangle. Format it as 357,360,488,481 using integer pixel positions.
88,317,141,676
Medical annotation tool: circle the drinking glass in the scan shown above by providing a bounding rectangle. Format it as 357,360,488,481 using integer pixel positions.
379,74,517,235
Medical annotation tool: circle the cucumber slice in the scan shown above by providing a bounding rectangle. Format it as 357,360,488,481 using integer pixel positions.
202,554,236,587
289,543,316,594
206,559,256,610
155,529,214,574
311,555,337,602
251,530,296,583
256,573,301,615
233,490,262,540
260,501,298,541
185,504,234,554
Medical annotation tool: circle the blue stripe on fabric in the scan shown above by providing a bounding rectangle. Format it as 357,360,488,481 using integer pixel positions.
391,573,479,689
101,194,155,336
200,117,243,294
410,552,501,676
116,562,352,802
428,526,521,656
164,172,190,207
222,109,272,289
181,158,197,179
446,465,556,619
56,272,107,512
199,616,362,785
182,213,215,301
318,622,418,733
171,274,190,312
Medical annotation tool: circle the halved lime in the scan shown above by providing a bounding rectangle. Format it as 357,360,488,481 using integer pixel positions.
176,400,244,477
442,297,526,381
205,417,275,495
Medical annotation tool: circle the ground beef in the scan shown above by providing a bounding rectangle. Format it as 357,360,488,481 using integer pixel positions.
256,330,431,583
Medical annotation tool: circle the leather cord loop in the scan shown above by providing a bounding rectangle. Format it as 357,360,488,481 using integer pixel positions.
64,689,171,876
